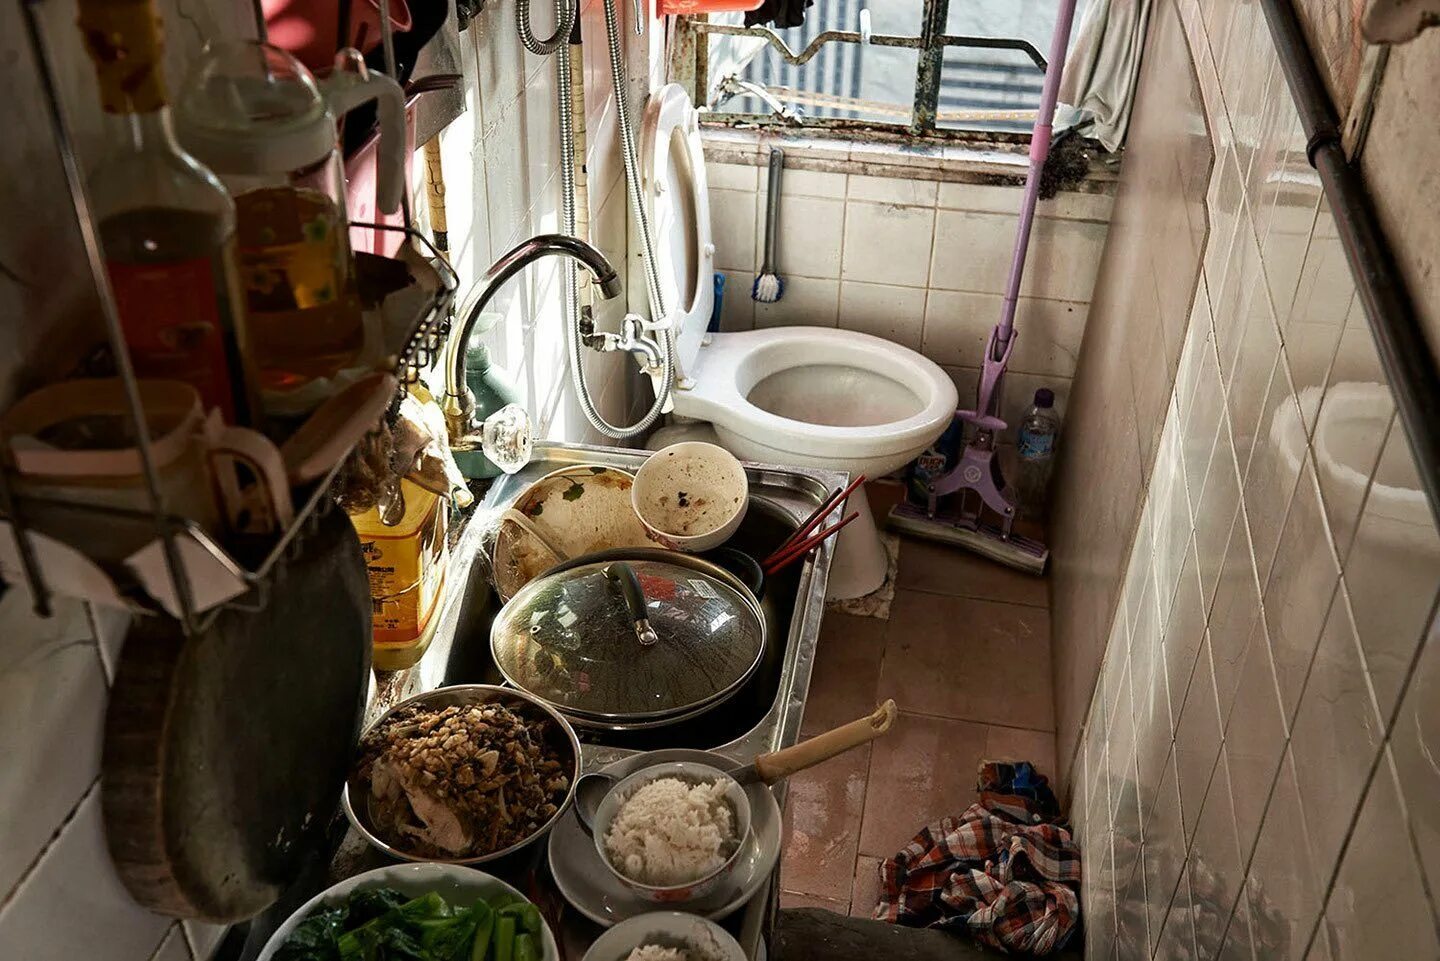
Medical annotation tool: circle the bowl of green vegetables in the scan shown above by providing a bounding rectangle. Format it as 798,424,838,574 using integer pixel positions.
258,862,558,961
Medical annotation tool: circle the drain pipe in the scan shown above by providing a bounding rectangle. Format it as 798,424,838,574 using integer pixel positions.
1258,0,1440,527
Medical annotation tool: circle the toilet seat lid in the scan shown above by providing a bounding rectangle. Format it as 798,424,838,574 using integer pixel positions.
642,83,714,373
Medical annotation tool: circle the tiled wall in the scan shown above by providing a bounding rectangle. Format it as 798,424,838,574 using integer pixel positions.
1055,1,1440,960
0,1,641,958
703,133,1114,432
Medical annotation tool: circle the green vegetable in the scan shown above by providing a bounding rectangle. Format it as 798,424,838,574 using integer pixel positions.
492,915,516,961
279,887,541,961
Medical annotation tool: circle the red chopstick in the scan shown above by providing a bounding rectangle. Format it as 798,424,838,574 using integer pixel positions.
763,511,861,575
771,473,866,559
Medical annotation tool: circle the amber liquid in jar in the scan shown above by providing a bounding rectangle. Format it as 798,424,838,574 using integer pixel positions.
234,186,365,389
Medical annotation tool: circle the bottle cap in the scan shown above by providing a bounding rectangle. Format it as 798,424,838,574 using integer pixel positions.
1035,388,1055,408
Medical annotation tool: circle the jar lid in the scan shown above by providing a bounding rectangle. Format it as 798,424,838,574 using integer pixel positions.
490,557,765,722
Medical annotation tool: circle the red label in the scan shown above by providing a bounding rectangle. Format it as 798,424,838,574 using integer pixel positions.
107,256,236,420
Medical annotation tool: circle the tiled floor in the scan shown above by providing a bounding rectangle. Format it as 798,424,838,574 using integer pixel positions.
777,486,1058,917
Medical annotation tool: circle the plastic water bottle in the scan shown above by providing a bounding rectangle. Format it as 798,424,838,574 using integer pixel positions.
1016,389,1060,520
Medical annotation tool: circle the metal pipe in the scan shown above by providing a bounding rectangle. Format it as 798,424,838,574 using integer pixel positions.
1259,0,1440,527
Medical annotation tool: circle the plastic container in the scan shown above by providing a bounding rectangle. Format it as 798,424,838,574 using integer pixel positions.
349,478,449,670
1015,388,1060,521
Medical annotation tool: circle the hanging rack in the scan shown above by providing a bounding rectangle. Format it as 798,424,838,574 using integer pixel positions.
4,0,455,634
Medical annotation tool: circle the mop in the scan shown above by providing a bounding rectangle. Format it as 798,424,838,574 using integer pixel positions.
887,0,1080,575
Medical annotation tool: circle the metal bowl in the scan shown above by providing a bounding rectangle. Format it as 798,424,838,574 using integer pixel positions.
342,684,582,865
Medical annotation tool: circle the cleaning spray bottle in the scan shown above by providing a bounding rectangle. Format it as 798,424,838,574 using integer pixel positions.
907,415,964,506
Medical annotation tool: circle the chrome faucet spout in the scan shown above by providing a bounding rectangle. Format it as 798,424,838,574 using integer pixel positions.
443,233,622,447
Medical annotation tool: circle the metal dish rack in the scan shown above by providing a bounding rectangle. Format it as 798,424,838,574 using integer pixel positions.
5,0,456,635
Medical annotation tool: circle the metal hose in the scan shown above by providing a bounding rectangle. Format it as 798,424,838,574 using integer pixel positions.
558,0,674,439
517,0,575,55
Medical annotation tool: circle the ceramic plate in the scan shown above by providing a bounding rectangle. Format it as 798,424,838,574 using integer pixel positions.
256,863,560,961
493,465,660,599
547,749,783,926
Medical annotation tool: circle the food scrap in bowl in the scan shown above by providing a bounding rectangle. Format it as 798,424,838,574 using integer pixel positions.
602,777,738,887
624,947,690,961
352,703,571,859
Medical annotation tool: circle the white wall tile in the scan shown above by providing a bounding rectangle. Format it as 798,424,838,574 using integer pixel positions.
753,276,840,329
776,167,848,199
931,209,1106,301
937,181,1115,222
0,595,106,896
761,194,846,280
0,789,172,961
840,202,934,287
717,271,755,331
922,291,1087,377
710,187,758,272
847,174,938,207
836,282,926,350
708,162,757,191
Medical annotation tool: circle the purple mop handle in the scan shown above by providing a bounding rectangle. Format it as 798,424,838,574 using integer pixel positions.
997,0,1081,350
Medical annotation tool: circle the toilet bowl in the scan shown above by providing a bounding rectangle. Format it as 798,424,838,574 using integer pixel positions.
641,85,958,598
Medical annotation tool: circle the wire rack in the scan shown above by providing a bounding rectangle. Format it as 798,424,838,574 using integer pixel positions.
5,0,456,635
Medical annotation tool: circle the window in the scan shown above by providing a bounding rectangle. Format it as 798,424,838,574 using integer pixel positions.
690,0,1086,137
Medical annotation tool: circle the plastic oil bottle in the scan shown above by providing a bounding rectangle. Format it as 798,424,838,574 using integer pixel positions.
1015,388,1061,521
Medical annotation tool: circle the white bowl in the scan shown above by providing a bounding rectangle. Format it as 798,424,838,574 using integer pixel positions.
581,911,747,961
631,443,749,552
257,863,560,961
591,761,753,906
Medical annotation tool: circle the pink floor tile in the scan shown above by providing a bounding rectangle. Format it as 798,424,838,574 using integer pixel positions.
850,856,885,919
800,613,887,736
857,711,990,858
779,891,849,912
985,725,1060,780
897,536,1050,608
878,589,1055,730
779,745,871,902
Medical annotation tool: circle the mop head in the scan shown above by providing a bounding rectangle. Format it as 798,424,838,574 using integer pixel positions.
886,502,1049,575
752,272,784,303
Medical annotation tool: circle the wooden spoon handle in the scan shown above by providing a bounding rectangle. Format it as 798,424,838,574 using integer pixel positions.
752,700,896,784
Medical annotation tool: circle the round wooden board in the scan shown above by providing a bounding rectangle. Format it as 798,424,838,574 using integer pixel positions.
102,508,372,922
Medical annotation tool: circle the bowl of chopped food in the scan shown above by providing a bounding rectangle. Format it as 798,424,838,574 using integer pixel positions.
588,761,753,905
257,862,558,961
344,685,580,865
580,911,746,961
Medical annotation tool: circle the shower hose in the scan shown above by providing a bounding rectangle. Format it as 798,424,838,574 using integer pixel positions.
518,0,675,439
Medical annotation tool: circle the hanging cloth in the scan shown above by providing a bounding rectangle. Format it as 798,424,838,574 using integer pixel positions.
744,0,812,29
1058,0,1154,151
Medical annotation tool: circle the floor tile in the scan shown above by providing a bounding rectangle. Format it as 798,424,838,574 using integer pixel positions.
858,712,990,858
897,536,1050,607
878,590,1055,730
801,614,887,736
985,725,1059,779
779,891,849,912
779,745,871,902
850,856,884,919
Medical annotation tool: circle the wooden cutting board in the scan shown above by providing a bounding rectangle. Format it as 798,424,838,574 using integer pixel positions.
102,508,372,921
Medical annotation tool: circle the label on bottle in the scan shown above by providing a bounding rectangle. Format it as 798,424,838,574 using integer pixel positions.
107,256,238,420
1017,428,1055,460
77,0,167,113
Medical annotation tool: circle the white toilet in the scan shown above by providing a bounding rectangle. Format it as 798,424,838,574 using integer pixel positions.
640,84,958,599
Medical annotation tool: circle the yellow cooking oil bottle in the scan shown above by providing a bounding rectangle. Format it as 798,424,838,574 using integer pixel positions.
350,478,449,671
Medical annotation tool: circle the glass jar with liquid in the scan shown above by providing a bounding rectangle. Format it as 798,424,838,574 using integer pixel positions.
175,42,406,413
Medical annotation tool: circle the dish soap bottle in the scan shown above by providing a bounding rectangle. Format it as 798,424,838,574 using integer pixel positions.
1015,388,1060,521
78,0,256,424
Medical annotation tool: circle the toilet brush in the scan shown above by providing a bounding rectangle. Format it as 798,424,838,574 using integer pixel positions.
753,147,785,303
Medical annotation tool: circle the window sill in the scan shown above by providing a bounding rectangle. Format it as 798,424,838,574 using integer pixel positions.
699,125,1119,198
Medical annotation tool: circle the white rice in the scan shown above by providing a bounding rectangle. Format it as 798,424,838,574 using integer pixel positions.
623,947,689,961
603,777,736,886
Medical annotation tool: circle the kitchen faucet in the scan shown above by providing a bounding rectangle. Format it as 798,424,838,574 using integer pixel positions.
442,234,623,449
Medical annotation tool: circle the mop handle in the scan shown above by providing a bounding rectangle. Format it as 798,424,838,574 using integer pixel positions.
997,0,1082,349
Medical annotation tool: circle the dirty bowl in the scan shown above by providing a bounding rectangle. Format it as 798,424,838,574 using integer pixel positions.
590,761,753,906
342,684,581,866
581,911,746,961
631,443,749,552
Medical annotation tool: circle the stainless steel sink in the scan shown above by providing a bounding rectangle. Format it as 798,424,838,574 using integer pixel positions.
394,441,845,774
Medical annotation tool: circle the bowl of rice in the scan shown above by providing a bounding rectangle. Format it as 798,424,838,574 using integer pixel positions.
581,911,746,961
590,762,753,904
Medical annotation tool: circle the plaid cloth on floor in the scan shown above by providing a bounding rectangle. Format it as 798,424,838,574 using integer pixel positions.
874,761,1082,955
